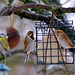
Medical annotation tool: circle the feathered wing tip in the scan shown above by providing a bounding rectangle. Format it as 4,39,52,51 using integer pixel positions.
24,54,29,63
7,51,12,56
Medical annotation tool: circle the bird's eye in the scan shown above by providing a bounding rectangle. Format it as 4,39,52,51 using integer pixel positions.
56,31,59,33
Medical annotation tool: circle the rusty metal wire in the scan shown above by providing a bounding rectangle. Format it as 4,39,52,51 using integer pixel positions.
44,11,70,75
44,11,55,75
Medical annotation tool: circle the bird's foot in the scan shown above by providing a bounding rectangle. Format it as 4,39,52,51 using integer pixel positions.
24,59,26,63
24,54,29,63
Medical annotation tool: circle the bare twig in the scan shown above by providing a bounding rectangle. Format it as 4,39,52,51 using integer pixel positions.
0,0,14,15
44,11,54,75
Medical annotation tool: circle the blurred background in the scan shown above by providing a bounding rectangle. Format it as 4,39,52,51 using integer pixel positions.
0,0,75,75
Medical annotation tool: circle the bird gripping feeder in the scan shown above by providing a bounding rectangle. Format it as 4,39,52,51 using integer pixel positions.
35,20,74,65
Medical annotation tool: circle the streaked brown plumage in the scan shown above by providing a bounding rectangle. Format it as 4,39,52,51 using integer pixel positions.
55,29,75,49
24,31,35,63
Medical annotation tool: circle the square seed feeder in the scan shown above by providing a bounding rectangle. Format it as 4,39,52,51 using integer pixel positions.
35,20,74,65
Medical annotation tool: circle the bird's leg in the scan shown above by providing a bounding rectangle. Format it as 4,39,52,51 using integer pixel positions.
24,54,30,63
26,54,29,61
24,54,27,63
24,57,26,63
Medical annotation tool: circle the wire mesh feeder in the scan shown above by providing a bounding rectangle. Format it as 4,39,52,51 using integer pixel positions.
35,20,74,65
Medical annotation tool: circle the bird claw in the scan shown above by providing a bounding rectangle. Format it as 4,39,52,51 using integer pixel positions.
24,59,26,63
24,54,29,63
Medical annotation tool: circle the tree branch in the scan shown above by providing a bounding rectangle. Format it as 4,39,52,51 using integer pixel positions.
0,48,36,61
0,3,64,23
1,4,75,16
15,10,65,25
15,10,50,21
0,4,74,26
0,4,65,25
0,4,55,16
0,0,14,15
0,48,24,61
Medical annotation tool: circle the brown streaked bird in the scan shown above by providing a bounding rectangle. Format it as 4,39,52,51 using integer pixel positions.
24,31,35,63
55,29,75,49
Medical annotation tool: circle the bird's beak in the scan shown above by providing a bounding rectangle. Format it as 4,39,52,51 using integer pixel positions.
29,33,32,37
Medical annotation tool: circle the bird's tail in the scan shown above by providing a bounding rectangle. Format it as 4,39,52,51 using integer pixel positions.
24,54,29,63
7,51,12,56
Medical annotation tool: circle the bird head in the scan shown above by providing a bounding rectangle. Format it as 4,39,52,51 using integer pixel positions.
0,33,8,39
55,29,64,36
27,31,34,40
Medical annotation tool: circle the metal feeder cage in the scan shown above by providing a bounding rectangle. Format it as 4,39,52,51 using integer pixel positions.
35,20,74,65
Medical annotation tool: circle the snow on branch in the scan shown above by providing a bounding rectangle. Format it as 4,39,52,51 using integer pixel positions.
0,4,75,16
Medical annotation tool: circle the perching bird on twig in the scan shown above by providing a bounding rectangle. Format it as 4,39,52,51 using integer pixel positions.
55,29,75,49
24,31,35,63
0,33,11,56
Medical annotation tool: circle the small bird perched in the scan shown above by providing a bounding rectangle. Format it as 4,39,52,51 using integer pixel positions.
24,31,35,63
0,33,11,56
55,29,75,49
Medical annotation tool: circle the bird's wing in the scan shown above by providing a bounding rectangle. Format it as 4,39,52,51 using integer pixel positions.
0,38,9,51
24,36,28,53
61,33,74,48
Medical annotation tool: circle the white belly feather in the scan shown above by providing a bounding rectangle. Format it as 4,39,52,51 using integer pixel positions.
57,36,70,49
26,37,35,54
